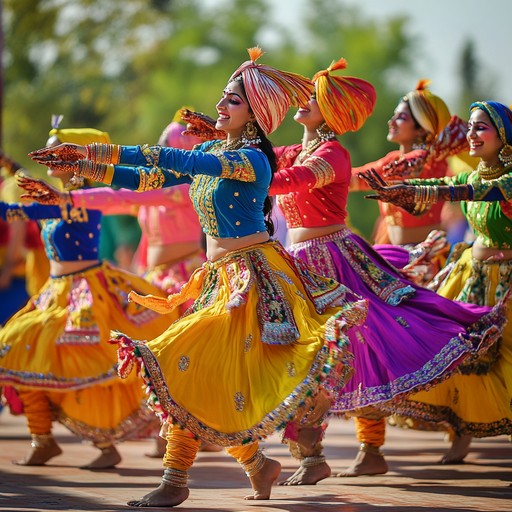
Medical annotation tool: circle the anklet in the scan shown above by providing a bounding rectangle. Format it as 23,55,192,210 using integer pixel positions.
242,450,266,477
162,468,188,488
301,455,326,468
31,434,54,448
359,443,383,455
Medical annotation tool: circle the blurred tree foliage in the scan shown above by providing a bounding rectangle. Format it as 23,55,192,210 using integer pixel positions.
3,0,421,239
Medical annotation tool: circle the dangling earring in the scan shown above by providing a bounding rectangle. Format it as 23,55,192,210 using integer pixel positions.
498,144,512,168
316,122,336,142
241,120,261,145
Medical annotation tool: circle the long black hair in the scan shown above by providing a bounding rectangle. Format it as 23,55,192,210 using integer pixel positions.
235,77,276,237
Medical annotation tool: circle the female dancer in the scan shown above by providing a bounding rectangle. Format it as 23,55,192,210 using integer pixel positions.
0,126,172,469
351,80,469,282
23,114,207,457
27,47,367,507
360,100,512,463
268,59,505,483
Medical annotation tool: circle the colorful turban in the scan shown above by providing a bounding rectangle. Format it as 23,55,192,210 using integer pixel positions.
404,80,451,138
228,47,313,135
312,58,376,135
49,127,111,145
470,101,512,146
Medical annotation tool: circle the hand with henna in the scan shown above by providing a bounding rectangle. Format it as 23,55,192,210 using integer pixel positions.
358,169,417,215
29,143,86,164
0,150,23,175
15,173,68,205
381,150,427,179
180,108,227,141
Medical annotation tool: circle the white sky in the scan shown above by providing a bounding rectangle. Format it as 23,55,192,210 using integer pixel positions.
269,0,510,110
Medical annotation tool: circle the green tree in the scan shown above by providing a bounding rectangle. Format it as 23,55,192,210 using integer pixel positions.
455,39,495,117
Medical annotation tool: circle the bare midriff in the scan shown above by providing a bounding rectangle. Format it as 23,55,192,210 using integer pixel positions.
146,241,202,267
387,223,442,245
472,239,512,261
50,259,100,277
206,232,270,261
287,224,346,245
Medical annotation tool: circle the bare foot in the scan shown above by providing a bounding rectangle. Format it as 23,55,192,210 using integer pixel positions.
278,460,331,485
245,457,281,500
127,483,189,507
199,441,223,452
439,434,472,464
336,449,388,477
13,439,62,466
145,437,166,459
80,445,122,469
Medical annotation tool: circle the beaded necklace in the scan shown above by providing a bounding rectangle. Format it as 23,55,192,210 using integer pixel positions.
477,161,510,180
220,137,247,151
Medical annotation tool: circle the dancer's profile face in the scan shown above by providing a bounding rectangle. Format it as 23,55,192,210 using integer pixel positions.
387,101,424,149
215,80,253,139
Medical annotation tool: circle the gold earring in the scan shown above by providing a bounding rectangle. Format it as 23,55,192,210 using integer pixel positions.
498,144,512,168
241,121,261,145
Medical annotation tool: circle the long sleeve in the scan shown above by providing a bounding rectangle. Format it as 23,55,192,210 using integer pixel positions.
270,142,343,195
71,187,179,215
0,201,86,222
117,141,270,184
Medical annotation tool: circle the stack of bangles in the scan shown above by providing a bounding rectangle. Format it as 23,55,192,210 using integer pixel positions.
412,185,438,215
75,160,114,184
86,143,121,164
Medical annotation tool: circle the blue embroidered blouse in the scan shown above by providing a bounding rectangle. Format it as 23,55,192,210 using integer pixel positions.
108,141,271,239
0,201,101,262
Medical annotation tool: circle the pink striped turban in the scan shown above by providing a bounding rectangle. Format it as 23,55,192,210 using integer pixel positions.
228,47,313,135
312,58,376,135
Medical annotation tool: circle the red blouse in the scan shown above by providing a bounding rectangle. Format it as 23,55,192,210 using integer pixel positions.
352,150,448,229
271,141,351,228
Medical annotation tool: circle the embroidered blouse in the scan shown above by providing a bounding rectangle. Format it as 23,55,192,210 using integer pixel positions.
408,170,512,249
270,141,350,228
70,186,201,246
0,201,101,262
107,141,271,239
353,150,448,229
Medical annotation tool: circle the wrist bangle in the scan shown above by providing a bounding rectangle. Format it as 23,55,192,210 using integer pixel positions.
449,184,455,201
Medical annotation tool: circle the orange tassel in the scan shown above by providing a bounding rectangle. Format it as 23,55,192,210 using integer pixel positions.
247,46,264,62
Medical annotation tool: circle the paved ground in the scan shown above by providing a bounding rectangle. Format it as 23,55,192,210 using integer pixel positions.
0,412,511,512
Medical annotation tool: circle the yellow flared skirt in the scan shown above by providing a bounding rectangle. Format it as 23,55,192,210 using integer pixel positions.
393,247,512,436
0,261,173,441
118,241,367,446
0,261,172,389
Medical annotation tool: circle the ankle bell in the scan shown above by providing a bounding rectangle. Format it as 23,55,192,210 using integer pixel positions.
359,442,383,456
162,468,188,488
30,433,55,449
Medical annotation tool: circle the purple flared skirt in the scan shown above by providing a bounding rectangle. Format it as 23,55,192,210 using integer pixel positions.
287,228,504,414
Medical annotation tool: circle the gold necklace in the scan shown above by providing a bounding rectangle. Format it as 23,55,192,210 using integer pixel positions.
297,137,323,163
477,161,510,180
220,137,246,151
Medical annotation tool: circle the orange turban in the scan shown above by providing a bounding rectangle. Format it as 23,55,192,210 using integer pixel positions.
312,58,376,135
228,47,313,135
404,80,451,138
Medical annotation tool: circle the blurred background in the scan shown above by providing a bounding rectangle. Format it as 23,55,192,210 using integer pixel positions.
1,0,509,239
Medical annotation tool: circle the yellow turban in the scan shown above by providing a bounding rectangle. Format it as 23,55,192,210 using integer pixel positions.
312,58,376,135
48,127,111,145
404,80,451,138
228,47,313,135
